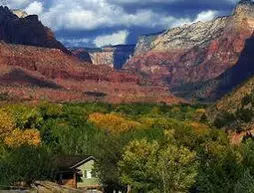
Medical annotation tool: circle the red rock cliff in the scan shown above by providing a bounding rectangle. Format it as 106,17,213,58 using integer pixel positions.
125,0,254,101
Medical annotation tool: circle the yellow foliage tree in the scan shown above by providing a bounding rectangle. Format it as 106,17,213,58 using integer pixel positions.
4,128,41,148
186,121,210,136
0,109,15,137
88,113,140,134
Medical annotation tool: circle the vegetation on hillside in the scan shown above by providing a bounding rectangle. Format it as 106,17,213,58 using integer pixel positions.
0,102,253,193
212,87,254,130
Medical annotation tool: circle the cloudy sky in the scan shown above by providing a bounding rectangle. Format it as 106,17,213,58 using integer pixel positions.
3,0,239,47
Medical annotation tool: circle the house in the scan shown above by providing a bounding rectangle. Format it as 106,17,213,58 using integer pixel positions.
55,155,102,191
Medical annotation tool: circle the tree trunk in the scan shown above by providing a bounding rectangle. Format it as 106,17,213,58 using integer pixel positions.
127,185,131,193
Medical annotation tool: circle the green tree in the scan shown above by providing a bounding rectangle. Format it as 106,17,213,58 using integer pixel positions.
119,139,159,192
234,169,254,193
157,144,197,193
119,132,198,193
0,145,54,186
195,141,240,193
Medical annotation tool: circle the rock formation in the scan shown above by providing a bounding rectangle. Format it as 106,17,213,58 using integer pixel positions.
12,9,28,18
0,6,71,54
0,41,180,104
73,45,135,69
125,0,254,101
0,6,180,104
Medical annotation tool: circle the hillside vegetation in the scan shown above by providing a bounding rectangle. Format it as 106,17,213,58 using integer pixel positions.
0,102,254,192
208,76,254,130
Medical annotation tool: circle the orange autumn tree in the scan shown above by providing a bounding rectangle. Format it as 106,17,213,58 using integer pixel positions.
0,109,41,148
4,128,41,148
88,113,140,134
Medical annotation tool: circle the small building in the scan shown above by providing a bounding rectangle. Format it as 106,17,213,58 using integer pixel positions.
55,155,102,191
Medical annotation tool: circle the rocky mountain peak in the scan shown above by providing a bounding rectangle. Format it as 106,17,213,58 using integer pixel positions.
233,0,254,18
12,9,28,18
0,6,71,54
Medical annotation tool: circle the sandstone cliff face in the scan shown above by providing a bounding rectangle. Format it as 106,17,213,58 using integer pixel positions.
0,6,71,54
74,45,135,69
188,31,254,101
0,7,178,104
125,0,254,101
0,41,180,104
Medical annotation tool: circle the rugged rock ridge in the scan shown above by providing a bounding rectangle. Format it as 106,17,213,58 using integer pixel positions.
125,0,254,101
0,6,71,54
134,32,161,56
0,7,179,104
0,6,181,104
188,31,254,101
73,45,135,69
0,42,180,104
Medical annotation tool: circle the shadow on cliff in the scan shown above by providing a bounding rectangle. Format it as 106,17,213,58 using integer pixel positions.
113,45,135,69
0,69,63,89
211,32,254,100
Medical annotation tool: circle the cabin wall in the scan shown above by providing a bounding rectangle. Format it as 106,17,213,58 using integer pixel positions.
76,160,101,189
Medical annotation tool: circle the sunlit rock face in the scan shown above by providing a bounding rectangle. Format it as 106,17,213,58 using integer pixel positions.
125,0,254,101
12,9,28,18
233,0,254,17
0,7,181,104
72,45,135,69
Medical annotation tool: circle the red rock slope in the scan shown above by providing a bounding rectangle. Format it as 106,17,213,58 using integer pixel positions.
0,42,181,104
0,6,181,104
125,0,254,101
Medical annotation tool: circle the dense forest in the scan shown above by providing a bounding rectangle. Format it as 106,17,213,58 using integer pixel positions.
0,101,254,193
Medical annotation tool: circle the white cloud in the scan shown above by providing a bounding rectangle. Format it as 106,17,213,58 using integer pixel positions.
2,0,29,8
2,0,220,48
93,30,129,47
40,0,219,31
194,10,218,23
25,1,43,15
109,0,179,4
59,38,91,47
59,31,129,47
171,10,218,27
43,0,220,32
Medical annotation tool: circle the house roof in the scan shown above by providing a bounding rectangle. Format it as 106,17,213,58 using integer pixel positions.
54,155,96,171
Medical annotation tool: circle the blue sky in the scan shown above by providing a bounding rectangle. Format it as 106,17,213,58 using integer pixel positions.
5,0,238,47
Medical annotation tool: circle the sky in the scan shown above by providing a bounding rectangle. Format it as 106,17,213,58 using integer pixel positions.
3,0,239,48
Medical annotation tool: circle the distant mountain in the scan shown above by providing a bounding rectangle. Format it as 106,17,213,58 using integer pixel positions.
72,45,135,69
0,41,180,104
0,7,179,104
125,0,254,102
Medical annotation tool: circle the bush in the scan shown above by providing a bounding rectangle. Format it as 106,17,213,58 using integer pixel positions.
214,112,236,129
236,108,253,123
